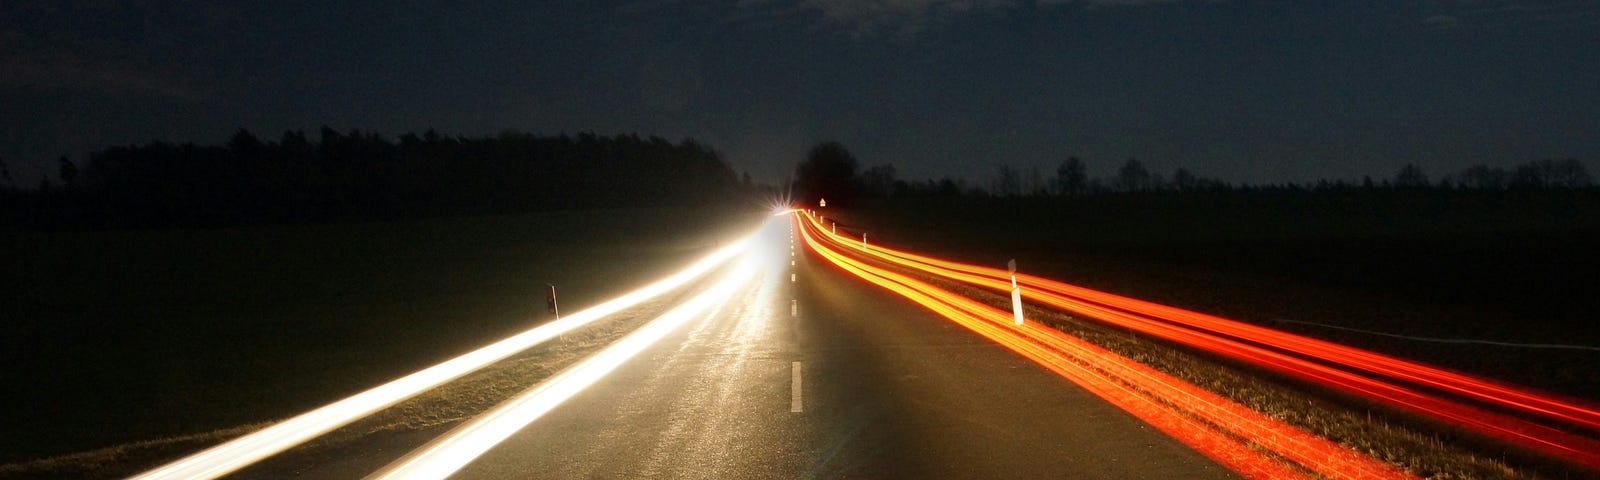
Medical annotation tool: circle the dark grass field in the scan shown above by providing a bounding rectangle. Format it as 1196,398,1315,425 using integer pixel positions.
831,190,1600,402
0,206,764,463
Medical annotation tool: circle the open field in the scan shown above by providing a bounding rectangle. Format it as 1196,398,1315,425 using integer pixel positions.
0,206,764,463
834,191,1600,401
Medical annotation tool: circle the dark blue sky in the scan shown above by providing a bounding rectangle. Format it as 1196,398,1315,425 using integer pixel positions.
3,0,1597,185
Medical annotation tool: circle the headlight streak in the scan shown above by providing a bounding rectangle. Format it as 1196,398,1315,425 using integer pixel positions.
365,259,757,480
802,212,1600,472
794,214,1410,480
130,235,755,480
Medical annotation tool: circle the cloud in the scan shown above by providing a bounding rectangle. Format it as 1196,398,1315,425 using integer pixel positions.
793,0,1020,39
0,53,213,102
1419,0,1600,30
1421,14,1464,29
0,0,236,101
733,0,1198,39
1071,0,1190,6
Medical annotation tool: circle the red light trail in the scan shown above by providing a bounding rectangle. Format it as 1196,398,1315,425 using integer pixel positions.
795,213,1413,480
796,211,1600,473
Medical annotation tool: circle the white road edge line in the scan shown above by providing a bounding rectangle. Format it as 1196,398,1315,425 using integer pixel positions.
791,362,803,413
129,234,756,480
366,260,757,480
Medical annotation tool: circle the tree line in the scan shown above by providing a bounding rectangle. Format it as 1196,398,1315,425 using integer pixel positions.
0,128,749,229
790,141,1593,204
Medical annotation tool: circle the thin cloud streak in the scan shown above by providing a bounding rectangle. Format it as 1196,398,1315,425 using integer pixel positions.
736,0,1199,39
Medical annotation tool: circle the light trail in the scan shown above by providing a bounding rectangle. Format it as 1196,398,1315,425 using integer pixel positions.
130,233,755,480
795,214,1412,480
366,259,757,480
815,212,1600,429
800,212,1600,471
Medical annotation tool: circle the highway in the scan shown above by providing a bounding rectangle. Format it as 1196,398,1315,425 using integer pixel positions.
116,210,1600,479
439,216,1237,479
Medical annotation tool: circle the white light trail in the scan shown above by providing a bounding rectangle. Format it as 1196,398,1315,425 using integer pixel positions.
130,233,755,480
366,259,758,479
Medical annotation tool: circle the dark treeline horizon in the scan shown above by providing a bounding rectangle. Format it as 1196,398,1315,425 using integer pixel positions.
3,134,1596,230
867,157,1595,199
0,128,752,230
788,141,1595,204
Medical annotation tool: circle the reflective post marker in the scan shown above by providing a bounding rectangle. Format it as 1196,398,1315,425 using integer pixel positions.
1007,260,1023,325
546,284,560,320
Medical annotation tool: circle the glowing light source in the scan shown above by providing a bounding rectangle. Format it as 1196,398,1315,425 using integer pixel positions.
795,210,1600,472
366,260,757,479
793,213,1410,480
130,231,757,480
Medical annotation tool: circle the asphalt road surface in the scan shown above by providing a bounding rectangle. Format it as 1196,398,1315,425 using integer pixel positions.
449,219,1237,479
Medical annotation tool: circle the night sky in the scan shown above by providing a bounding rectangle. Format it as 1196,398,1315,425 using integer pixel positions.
3,0,1598,186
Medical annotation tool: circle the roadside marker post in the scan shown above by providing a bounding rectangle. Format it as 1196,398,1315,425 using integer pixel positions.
1007,260,1023,325
862,233,868,251
546,284,560,320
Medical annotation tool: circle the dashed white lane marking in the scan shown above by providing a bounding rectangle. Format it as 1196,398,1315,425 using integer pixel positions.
791,362,803,413
790,260,795,266
790,299,798,317
791,273,796,282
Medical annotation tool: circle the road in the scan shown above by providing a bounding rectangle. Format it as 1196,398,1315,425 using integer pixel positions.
447,218,1236,479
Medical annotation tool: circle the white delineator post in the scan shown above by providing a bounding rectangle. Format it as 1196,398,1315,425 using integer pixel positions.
1008,259,1023,325
546,284,560,320
861,233,868,250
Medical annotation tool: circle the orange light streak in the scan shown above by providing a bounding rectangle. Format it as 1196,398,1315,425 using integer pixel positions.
800,212,1600,472
796,214,1413,480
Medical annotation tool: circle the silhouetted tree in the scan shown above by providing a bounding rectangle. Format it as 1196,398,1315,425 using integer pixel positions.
1394,164,1429,188
1026,165,1048,196
858,163,897,198
1114,158,1151,192
1055,156,1087,196
280,130,312,157
993,164,1022,197
793,141,859,206
1171,168,1198,191
1511,158,1591,189
1457,164,1506,190
12,128,744,228
228,128,262,155
57,156,78,190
